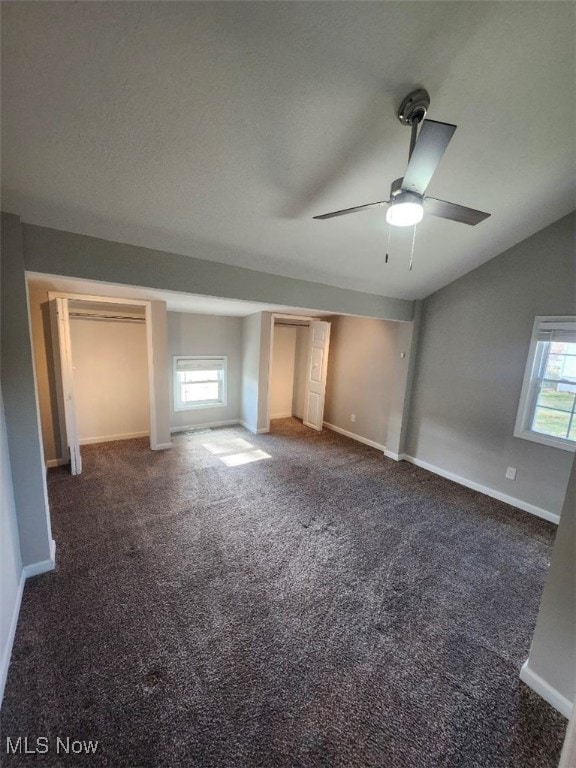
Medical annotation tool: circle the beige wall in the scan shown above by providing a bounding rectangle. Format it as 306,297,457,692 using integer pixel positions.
168,312,242,430
28,283,61,462
70,318,149,443
270,326,297,419
324,315,399,447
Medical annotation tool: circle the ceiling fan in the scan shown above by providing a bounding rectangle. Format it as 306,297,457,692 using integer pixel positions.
313,88,490,229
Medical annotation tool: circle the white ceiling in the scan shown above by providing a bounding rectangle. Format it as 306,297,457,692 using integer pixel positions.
26,273,331,318
3,3,575,300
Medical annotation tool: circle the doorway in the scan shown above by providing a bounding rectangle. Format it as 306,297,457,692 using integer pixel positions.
266,315,331,432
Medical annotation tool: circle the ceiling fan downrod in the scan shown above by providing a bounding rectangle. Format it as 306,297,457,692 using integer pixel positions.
397,88,430,159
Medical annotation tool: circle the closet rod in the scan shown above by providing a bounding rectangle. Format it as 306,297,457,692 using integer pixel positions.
68,312,145,323
274,321,310,328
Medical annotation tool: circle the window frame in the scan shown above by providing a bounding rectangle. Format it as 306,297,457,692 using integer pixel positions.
173,355,228,411
514,316,576,452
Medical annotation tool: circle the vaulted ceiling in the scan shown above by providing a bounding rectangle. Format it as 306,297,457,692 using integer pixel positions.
2,2,574,300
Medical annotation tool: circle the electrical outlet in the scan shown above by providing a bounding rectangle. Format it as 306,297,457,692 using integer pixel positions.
505,467,517,480
350,414,356,423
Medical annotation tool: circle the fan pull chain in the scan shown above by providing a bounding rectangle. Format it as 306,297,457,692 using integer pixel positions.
385,222,392,264
408,224,418,271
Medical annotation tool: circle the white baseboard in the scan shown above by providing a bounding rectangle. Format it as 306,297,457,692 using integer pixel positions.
171,419,240,433
239,421,269,435
0,571,25,705
270,412,293,420
23,539,57,579
1,540,57,705
151,442,173,451
79,431,149,446
46,457,68,469
520,660,573,718
401,455,560,525
323,422,386,452
384,449,402,461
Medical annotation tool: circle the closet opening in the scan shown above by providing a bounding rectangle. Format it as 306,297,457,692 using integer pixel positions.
49,292,158,476
266,314,331,433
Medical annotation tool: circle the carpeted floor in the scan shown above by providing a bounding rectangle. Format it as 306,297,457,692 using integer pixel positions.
2,418,567,767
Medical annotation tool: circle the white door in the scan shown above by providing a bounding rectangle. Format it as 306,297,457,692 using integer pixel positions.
303,321,331,431
51,298,82,475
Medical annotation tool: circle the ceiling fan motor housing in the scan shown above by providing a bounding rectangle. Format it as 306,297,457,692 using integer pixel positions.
397,88,430,125
390,177,422,204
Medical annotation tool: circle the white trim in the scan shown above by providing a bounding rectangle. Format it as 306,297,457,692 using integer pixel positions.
514,315,576,453
47,290,149,307
239,421,269,435
173,355,228,411
22,538,57,579
151,442,173,451
270,412,293,420
384,449,403,461
266,313,316,432
559,704,576,768
0,572,25,705
323,422,386,452
520,660,574,719
79,431,149,445
46,457,68,469
171,419,240,433
401,455,560,525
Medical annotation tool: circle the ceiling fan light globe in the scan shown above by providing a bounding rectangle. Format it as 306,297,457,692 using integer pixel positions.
386,200,424,227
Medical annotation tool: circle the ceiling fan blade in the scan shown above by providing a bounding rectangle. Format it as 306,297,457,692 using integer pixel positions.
424,197,491,225
313,200,388,220
402,119,457,195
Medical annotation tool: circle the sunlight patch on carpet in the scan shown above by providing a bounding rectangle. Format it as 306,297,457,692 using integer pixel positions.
202,437,272,466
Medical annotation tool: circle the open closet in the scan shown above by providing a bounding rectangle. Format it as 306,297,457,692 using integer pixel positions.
50,293,158,475
267,315,331,431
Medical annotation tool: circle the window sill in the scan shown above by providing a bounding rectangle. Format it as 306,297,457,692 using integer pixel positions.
514,428,576,453
174,402,227,412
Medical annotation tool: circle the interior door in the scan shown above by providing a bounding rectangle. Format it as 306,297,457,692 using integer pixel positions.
303,320,331,431
51,298,82,475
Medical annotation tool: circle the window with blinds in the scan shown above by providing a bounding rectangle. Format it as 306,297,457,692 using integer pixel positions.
173,356,227,410
514,318,576,451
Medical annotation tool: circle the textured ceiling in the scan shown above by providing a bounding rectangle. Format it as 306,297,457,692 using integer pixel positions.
2,2,575,300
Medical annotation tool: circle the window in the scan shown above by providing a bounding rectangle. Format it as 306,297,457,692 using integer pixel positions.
173,356,227,410
514,317,576,452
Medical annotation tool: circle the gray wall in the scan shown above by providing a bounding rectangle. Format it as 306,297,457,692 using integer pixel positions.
241,313,262,432
1,213,52,566
168,312,242,430
407,212,576,517
523,459,575,712
324,315,399,447
0,384,23,703
22,224,413,322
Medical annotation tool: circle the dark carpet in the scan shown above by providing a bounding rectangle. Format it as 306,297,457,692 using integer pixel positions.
2,418,567,767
